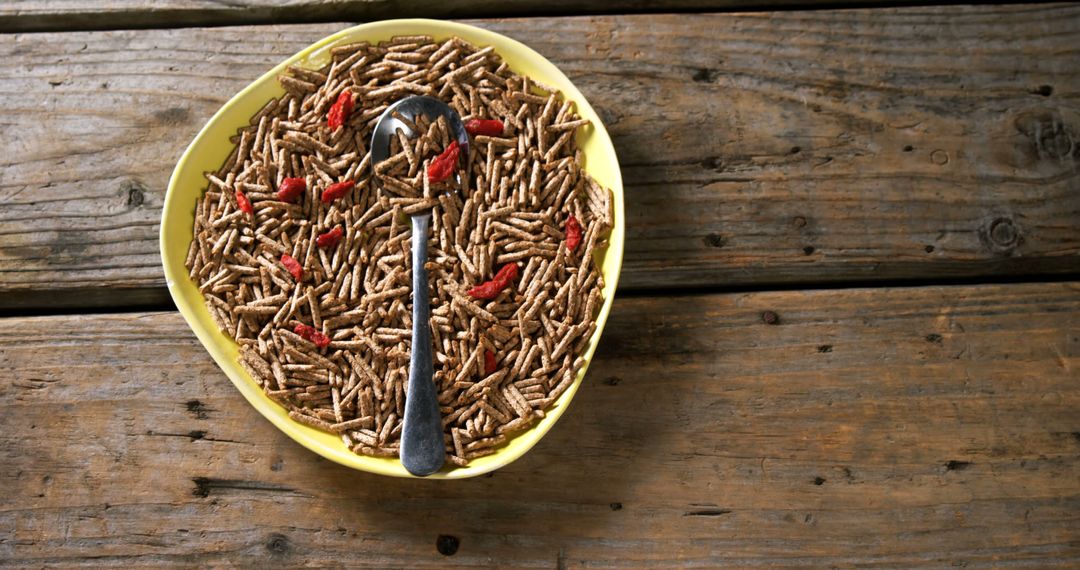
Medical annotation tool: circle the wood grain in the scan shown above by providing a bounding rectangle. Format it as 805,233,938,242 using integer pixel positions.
1,282,1078,567
2,6,1080,309
0,0,937,33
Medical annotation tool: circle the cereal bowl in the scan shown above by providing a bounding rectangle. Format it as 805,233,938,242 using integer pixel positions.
161,19,624,479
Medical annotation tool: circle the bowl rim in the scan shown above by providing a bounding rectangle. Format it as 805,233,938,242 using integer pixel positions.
161,18,624,479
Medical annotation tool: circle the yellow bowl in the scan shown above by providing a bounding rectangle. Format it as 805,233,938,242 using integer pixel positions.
161,19,624,479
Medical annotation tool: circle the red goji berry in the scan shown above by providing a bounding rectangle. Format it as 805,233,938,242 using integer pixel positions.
467,263,519,300
235,189,253,215
492,263,519,289
294,323,331,348
277,177,306,202
565,215,583,251
321,180,354,203
484,350,497,375
316,226,344,248
426,141,460,184
468,281,500,300
280,253,303,281
327,91,354,130
465,118,505,137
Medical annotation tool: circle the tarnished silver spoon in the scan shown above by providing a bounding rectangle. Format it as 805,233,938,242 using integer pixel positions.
370,96,469,477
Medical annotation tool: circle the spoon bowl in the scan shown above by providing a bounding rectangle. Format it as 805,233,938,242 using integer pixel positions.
370,96,469,166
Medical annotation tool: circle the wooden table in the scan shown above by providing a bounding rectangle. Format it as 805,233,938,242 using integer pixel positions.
2,2,1078,567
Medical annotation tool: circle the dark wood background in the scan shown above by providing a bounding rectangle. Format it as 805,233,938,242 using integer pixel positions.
1,1,1078,567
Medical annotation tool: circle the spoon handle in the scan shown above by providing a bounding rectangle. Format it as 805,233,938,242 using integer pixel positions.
400,212,445,476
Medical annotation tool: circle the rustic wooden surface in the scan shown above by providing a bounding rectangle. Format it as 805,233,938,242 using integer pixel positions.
2,283,1078,567
3,5,1080,310
4,1,1080,567
0,0,934,33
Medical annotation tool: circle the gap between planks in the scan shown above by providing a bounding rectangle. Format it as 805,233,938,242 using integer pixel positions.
3,272,1080,319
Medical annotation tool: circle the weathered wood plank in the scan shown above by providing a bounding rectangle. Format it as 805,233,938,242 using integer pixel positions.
1,283,1078,566
0,0,935,33
2,6,1080,309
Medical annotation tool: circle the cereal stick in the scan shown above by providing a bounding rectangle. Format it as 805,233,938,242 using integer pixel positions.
288,410,334,431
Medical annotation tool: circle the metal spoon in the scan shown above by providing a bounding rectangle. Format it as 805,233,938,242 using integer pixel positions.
370,96,469,477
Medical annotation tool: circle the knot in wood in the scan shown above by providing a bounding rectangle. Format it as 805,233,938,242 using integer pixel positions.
988,217,1019,249
1014,109,1077,160
703,233,726,248
121,179,147,208
436,534,460,556
266,533,290,555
